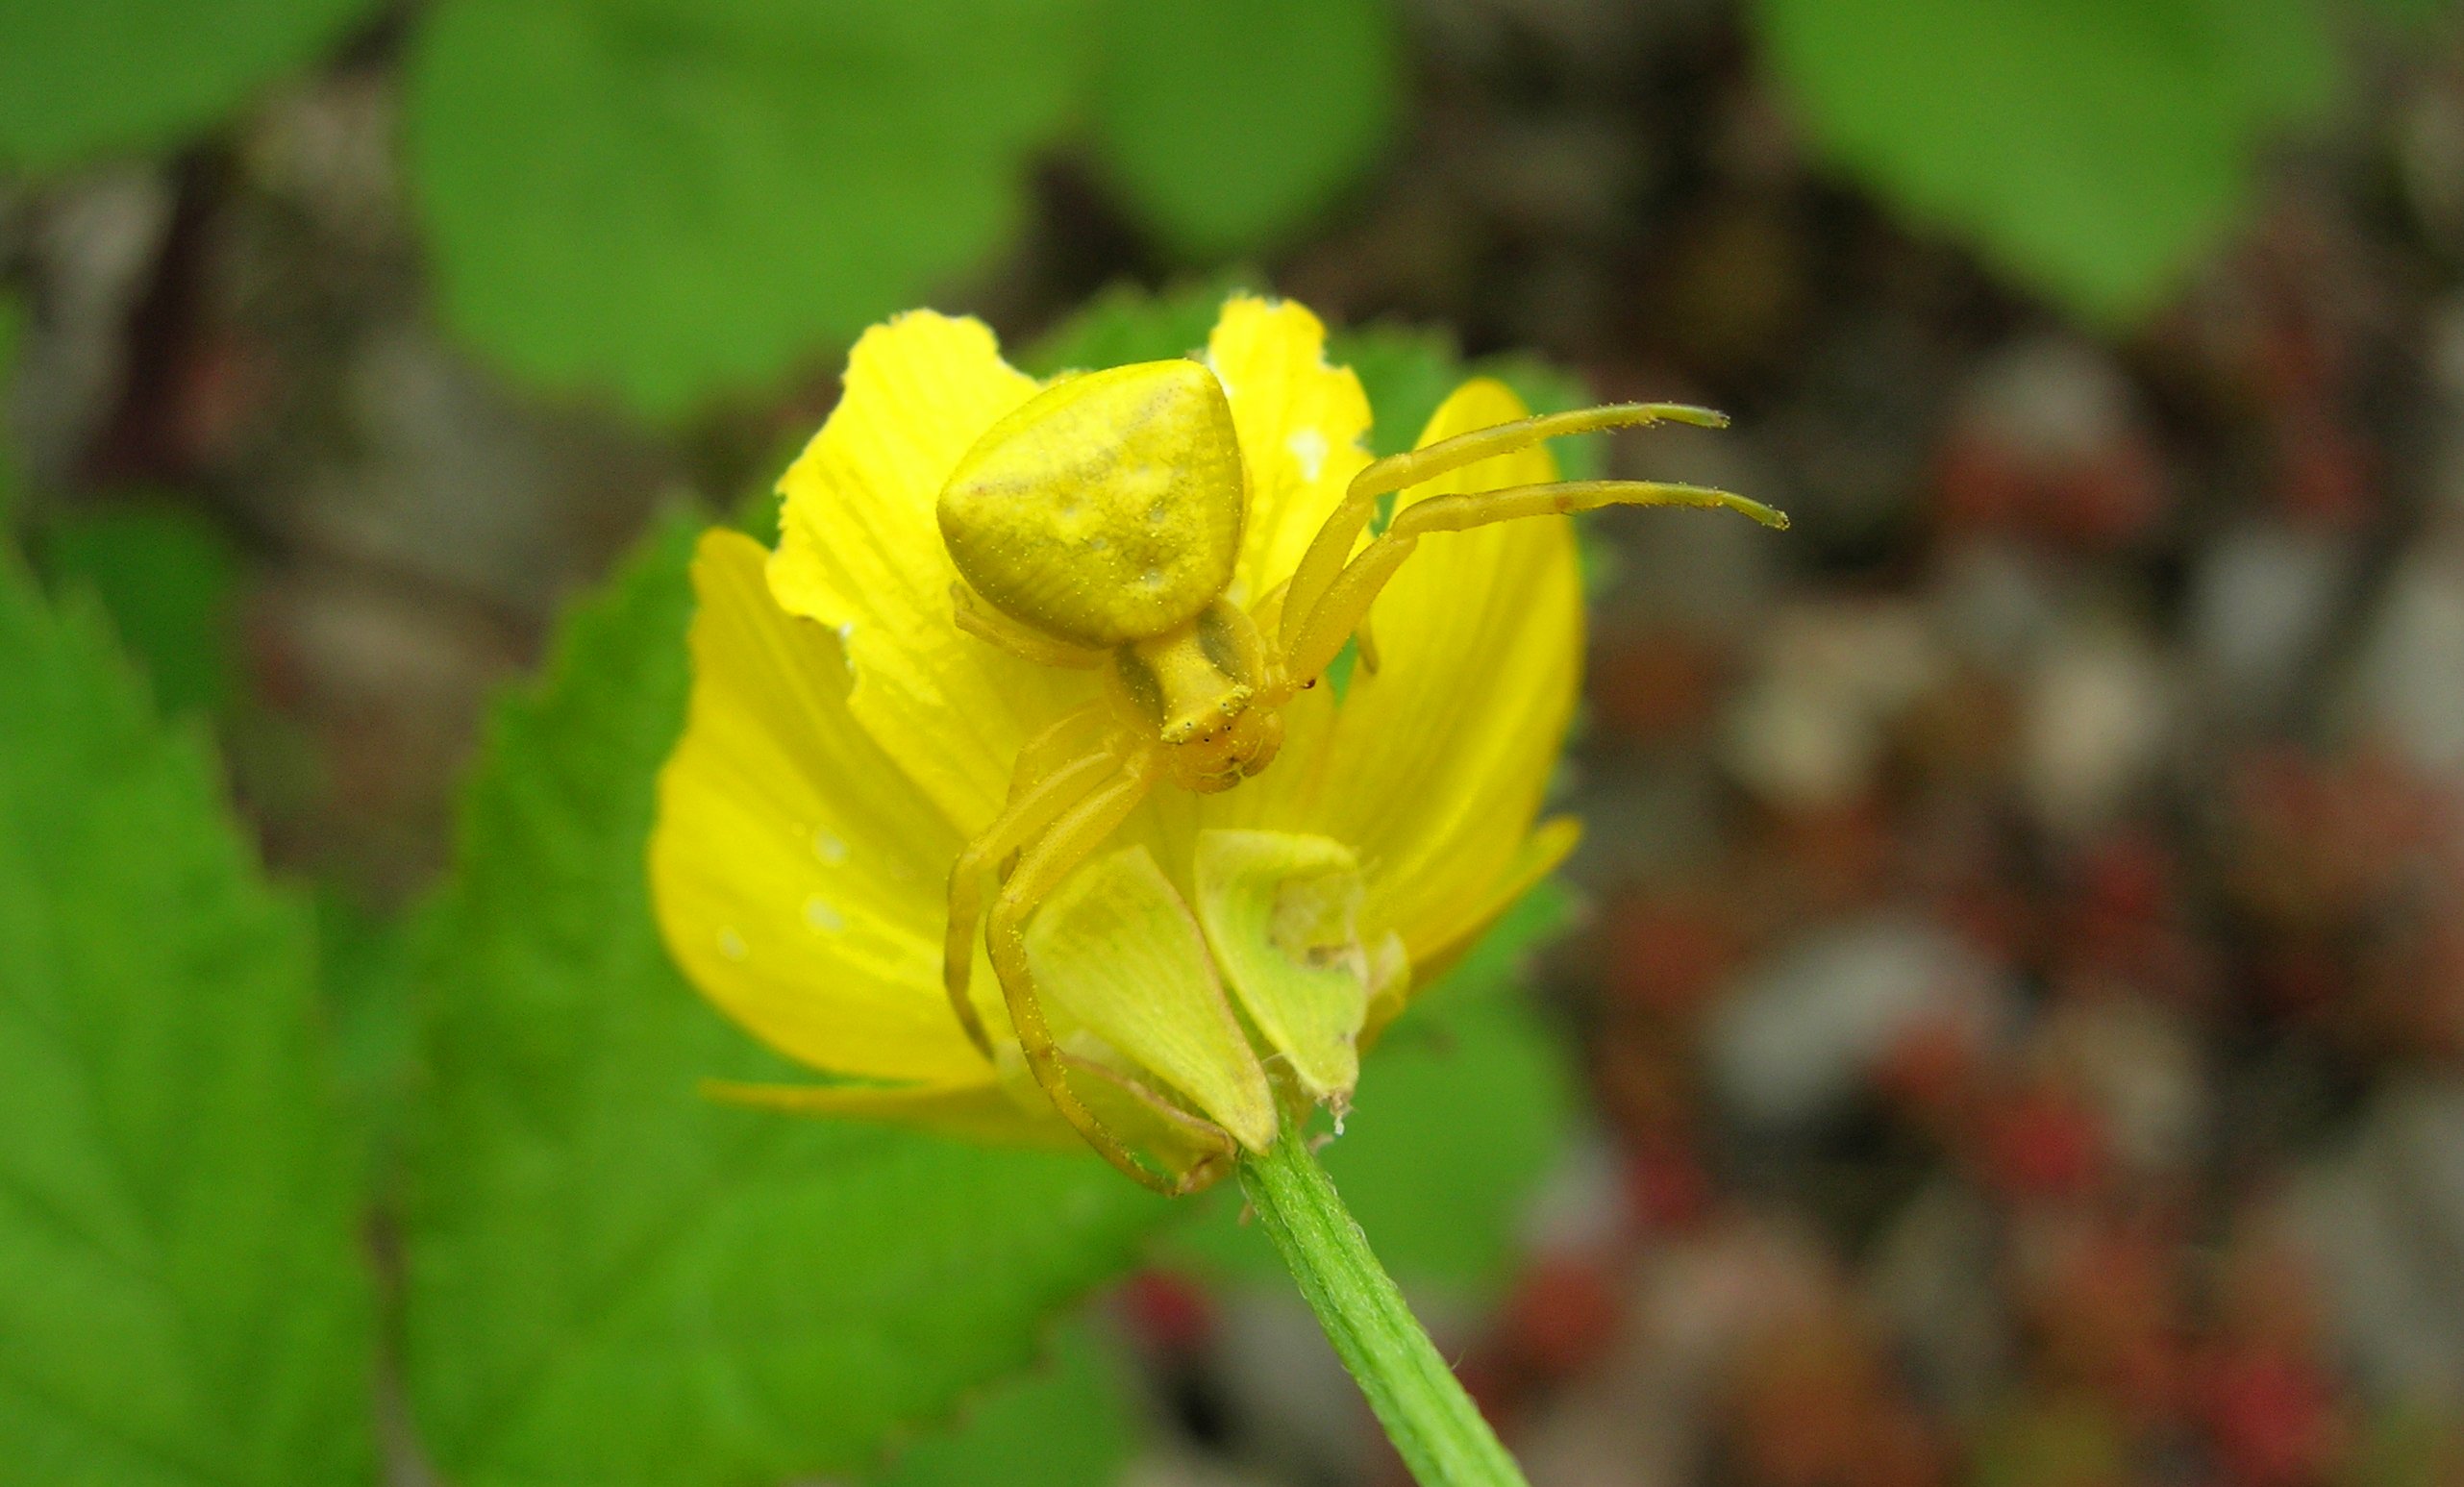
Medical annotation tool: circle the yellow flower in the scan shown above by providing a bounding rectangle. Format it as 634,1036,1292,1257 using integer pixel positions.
649,295,1773,1193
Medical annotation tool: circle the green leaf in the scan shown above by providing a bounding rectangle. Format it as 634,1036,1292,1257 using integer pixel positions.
1172,883,1580,1290
407,0,1092,419
1021,276,1260,378
0,293,21,534
2356,0,2457,28
0,553,374,1484
1325,885,1580,1285
1332,323,1608,479
401,517,1167,1487
36,503,242,721
1756,0,2336,321
1328,323,1461,459
315,890,420,1196
868,1324,1137,1487
1089,0,1401,256
0,0,375,171
0,310,16,536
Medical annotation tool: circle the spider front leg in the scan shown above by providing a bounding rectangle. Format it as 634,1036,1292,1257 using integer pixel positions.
1281,477,1787,681
982,757,1176,1191
1279,401,1734,655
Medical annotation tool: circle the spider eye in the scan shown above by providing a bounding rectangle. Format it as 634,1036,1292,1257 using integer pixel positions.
938,360,1246,648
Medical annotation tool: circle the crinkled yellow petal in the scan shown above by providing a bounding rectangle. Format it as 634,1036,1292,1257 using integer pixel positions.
650,529,990,1086
767,310,1096,831
1025,844,1277,1152
1244,378,1581,967
1193,830,1371,1103
1202,297,1374,607
703,1078,1063,1147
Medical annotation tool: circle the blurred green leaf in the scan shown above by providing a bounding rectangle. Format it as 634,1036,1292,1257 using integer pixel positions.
1329,322,1461,459
1324,885,1579,1285
2358,0,2457,26
36,503,241,721
0,553,374,1484
315,890,420,1195
401,517,1167,1487
1021,275,1259,377
0,0,374,171
868,1324,1137,1487
0,295,18,532
1757,0,2336,321
1171,884,1579,1290
1090,0,1401,257
1334,324,1608,479
407,0,1091,419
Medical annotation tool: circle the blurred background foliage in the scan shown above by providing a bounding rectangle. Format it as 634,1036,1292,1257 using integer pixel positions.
0,0,2396,414
6,0,2464,1484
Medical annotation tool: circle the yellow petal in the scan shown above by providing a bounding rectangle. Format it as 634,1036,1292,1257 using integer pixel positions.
650,529,990,1086
1254,378,1581,967
1370,815,1580,1036
1203,297,1374,607
703,1077,1064,1147
767,311,1098,832
1024,844,1277,1152
1192,830,1371,1103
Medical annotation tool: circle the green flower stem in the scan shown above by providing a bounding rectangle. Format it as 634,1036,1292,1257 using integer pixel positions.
1236,1119,1530,1487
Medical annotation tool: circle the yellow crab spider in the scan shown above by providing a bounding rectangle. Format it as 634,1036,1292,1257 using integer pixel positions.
937,358,1785,1192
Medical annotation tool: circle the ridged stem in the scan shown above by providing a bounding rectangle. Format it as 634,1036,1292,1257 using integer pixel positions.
1235,1119,1529,1487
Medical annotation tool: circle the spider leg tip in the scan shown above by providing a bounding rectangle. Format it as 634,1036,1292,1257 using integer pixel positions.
1650,403,1730,430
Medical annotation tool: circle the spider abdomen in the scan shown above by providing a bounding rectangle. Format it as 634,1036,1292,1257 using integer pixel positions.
938,359,1247,649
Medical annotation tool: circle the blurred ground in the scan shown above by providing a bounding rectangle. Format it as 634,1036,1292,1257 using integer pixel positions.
11,3,2464,1485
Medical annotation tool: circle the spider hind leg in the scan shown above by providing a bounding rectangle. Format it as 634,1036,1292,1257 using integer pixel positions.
981,759,1199,1193
951,582,1107,669
943,715,1117,1058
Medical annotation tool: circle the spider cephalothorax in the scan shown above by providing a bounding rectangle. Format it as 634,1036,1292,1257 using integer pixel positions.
936,355,1783,1192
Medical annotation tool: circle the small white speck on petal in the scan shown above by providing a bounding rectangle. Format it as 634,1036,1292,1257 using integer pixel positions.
802,895,845,933
1287,428,1328,483
812,830,848,864
835,621,856,643
717,928,748,961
